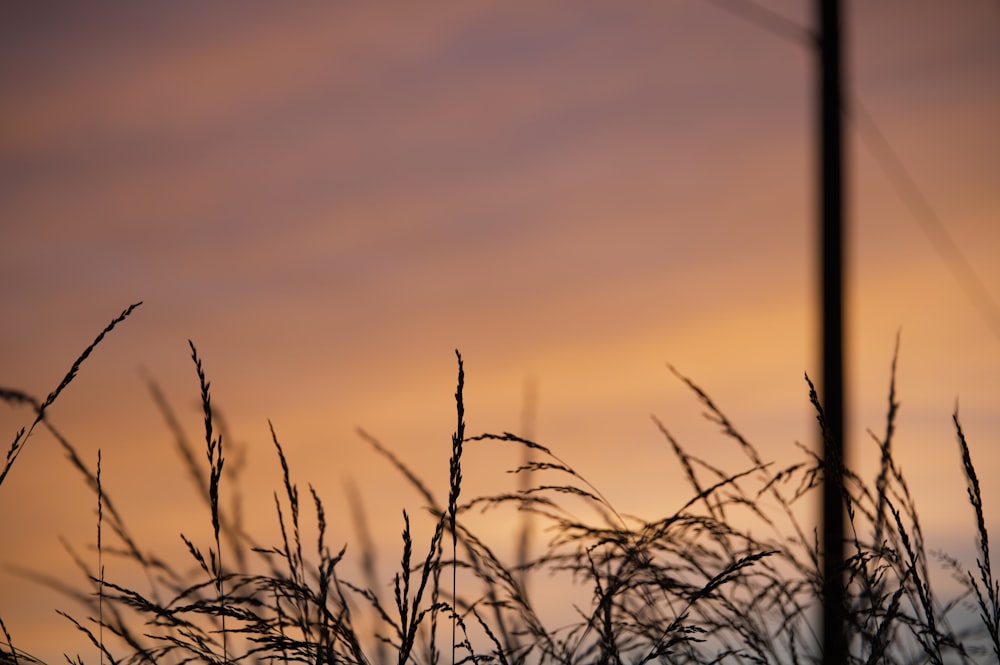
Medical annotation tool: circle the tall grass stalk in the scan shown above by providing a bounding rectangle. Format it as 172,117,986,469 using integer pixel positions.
187,340,227,664
955,411,1000,661
449,350,466,665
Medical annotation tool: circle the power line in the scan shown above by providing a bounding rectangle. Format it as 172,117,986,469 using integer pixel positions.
703,0,811,46
850,99,1000,341
702,0,1000,343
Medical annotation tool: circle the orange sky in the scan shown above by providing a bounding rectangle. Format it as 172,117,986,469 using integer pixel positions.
2,2,999,660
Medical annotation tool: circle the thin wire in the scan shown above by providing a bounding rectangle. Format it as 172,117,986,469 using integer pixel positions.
850,99,1000,341
702,0,1000,343
702,0,813,46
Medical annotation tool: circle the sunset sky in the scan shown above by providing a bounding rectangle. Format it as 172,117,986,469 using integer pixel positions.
2,2,999,659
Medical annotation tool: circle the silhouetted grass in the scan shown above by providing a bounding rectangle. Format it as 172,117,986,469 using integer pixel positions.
1,305,996,664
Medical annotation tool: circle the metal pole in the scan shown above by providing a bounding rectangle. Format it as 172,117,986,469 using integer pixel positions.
818,1,846,665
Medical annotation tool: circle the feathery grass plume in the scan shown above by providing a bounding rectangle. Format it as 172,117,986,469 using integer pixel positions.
955,409,1000,660
873,332,901,547
391,354,470,665
97,449,104,665
187,340,227,663
1,302,142,490
145,375,252,573
392,506,452,664
449,350,466,665
55,610,116,665
395,510,415,654
268,420,310,627
360,354,467,665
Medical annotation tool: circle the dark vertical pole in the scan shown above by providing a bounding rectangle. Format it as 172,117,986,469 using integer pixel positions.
818,2,846,665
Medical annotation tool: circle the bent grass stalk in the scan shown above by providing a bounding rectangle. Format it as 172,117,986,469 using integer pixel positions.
1,302,142,490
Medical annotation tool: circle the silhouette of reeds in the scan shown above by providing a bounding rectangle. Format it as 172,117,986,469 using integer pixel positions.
1,301,142,489
1,306,997,664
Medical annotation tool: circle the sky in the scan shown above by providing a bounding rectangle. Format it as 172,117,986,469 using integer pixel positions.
1,1,999,660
